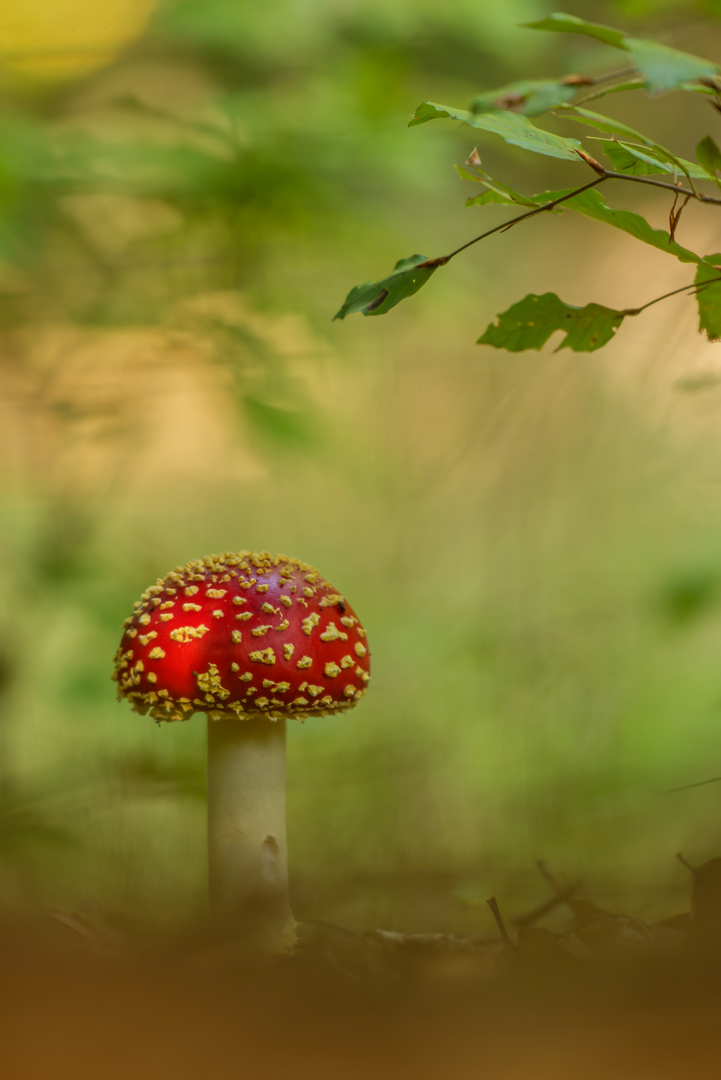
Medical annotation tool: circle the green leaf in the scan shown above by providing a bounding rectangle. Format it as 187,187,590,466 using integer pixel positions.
601,140,711,179
456,166,538,208
695,258,721,340
333,254,440,320
471,79,579,118
681,79,721,97
409,102,583,161
524,13,626,49
464,188,535,208
696,136,721,184
532,186,702,264
478,292,626,352
526,14,718,94
619,146,709,179
558,106,693,179
559,105,660,144
601,141,664,176
625,38,718,95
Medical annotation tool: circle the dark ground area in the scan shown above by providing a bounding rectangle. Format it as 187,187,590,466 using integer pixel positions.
4,859,721,1080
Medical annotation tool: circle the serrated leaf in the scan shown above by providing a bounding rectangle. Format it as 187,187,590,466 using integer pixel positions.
409,101,583,161
696,136,721,185
471,79,579,117
695,258,721,340
625,38,718,95
333,254,440,320
532,186,702,264
524,13,626,49
478,292,625,353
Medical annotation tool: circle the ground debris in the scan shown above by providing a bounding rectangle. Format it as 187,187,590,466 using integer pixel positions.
297,921,501,983
296,852,721,985
6,855,721,1080
678,853,721,940
39,851,721,989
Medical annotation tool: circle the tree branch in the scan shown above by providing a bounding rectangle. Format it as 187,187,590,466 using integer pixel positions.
591,167,721,201
443,175,609,262
431,157,721,272
624,273,721,316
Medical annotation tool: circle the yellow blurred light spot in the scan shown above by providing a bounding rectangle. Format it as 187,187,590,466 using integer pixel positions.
0,0,157,83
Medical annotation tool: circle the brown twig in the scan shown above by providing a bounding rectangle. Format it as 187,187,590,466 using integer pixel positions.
444,175,609,260
487,896,513,947
441,159,721,268
622,273,721,316
514,885,578,929
577,165,717,201
669,190,692,242
536,859,565,894
668,773,721,792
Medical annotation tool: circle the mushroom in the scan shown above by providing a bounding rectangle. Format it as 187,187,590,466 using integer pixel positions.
112,551,370,952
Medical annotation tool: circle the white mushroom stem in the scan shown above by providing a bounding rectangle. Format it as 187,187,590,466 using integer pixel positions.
206,716,296,952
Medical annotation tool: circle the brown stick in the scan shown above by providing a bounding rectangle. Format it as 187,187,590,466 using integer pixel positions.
487,895,513,947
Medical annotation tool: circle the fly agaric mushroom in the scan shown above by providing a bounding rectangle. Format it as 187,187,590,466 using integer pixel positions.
112,551,370,951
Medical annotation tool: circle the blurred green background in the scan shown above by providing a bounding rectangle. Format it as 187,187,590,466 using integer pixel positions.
3,0,721,940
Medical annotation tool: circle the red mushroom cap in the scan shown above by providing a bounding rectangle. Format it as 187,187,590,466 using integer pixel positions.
113,551,371,723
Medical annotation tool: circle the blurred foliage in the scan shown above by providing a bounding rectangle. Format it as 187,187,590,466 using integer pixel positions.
657,567,721,625
4,0,721,939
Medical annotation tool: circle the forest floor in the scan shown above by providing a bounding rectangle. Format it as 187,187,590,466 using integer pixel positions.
2,858,721,1079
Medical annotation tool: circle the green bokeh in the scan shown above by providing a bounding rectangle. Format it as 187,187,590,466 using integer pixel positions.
2,0,721,937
